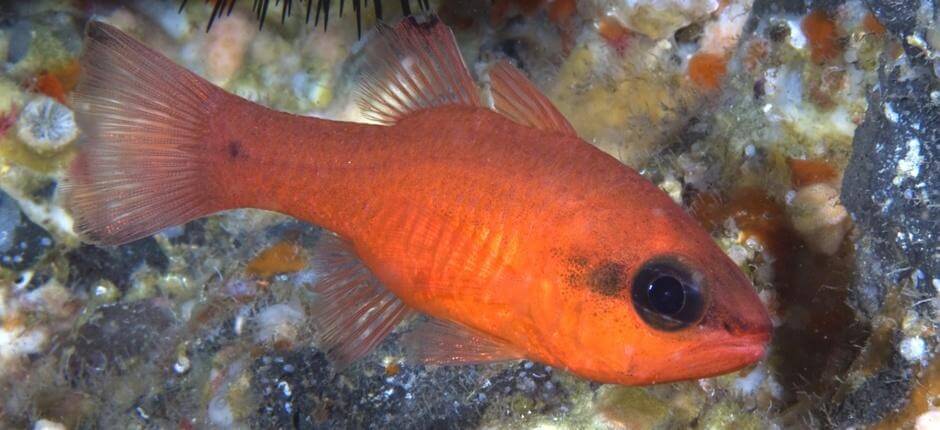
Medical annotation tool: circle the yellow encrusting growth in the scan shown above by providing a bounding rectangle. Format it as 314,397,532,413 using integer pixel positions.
246,240,308,277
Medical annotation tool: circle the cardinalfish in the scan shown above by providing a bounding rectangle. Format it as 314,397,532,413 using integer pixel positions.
65,16,771,385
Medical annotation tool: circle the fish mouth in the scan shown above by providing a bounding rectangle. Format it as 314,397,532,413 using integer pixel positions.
669,332,771,378
708,333,770,362
625,332,771,385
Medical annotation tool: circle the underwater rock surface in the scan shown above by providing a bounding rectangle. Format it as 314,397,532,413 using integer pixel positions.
835,1,939,426
842,15,938,321
0,189,53,272
844,0,938,320
0,0,937,428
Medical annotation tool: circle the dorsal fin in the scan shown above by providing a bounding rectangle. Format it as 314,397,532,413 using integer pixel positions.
356,16,482,124
308,233,415,368
488,60,578,136
402,317,525,365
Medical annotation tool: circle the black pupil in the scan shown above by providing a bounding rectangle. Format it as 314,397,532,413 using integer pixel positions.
647,275,685,315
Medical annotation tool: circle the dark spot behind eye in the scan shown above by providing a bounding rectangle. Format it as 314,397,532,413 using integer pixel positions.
588,261,627,296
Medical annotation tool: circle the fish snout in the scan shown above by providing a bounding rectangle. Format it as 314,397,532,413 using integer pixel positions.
720,307,773,340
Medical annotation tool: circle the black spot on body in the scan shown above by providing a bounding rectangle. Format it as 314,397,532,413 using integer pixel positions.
588,261,627,296
228,140,242,158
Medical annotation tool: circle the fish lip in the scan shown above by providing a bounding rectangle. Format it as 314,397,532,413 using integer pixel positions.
706,332,771,365
678,331,771,358
724,331,771,347
648,332,770,383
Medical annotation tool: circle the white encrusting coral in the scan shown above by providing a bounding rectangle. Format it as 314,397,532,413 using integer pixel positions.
600,0,719,39
917,409,940,430
787,183,851,256
253,302,306,346
899,337,927,363
0,320,49,377
15,96,77,154
699,1,751,54
893,138,923,185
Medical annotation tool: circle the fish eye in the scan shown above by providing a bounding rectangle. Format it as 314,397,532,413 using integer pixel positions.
631,258,704,331
648,275,684,314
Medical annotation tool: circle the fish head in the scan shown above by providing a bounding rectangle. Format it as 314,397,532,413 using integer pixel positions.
543,203,772,385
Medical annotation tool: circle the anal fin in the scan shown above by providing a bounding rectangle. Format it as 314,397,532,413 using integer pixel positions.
309,233,415,368
402,317,525,365
489,60,578,136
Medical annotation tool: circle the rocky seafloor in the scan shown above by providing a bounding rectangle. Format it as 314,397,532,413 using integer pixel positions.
0,0,937,428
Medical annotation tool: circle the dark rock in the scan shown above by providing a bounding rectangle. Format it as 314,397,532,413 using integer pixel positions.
841,63,939,319
66,238,169,292
674,22,704,45
865,0,937,64
263,220,322,249
167,219,208,246
835,1,938,426
829,343,913,425
250,345,571,429
251,348,489,430
751,0,809,16
17,267,52,291
29,179,57,201
6,19,32,64
0,190,54,271
64,301,178,385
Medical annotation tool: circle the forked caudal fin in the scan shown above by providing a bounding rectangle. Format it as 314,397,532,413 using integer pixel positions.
65,21,226,245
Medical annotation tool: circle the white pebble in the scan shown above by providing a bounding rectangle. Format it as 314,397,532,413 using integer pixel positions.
899,337,927,362
744,144,756,157
732,364,766,395
254,303,305,345
916,409,940,430
278,380,292,397
787,19,807,49
884,102,900,123
33,419,66,430
893,138,923,185
208,396,234,427
174,355,191,374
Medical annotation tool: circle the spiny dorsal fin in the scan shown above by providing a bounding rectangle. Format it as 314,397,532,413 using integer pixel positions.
402,317,525,365
357,15,482,124
309,233,415,368
489,60,578,136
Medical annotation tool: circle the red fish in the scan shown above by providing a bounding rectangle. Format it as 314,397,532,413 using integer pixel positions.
66,17,771,385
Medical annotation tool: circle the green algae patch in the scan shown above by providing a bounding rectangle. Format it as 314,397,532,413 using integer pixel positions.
596,383,709,429
699,400,765,430
0,135,76,174
549,42,701,167
0,78,25,113
7,24,75,80
596,386,673,429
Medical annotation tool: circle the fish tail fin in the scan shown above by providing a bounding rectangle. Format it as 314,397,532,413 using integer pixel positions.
65,21,226,245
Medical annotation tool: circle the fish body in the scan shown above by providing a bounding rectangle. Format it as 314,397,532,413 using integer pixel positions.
67,17,771,385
